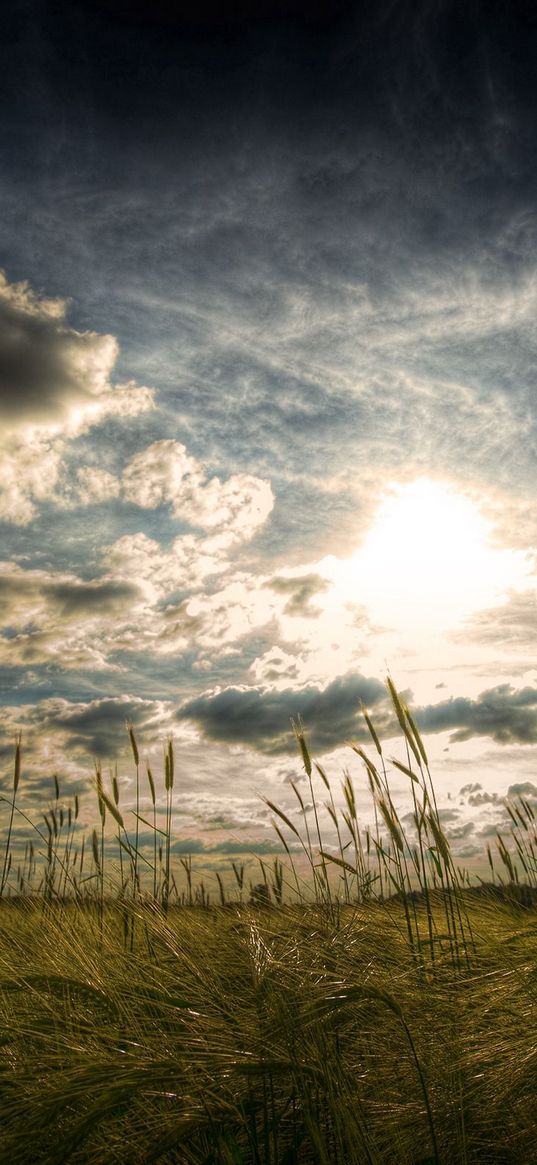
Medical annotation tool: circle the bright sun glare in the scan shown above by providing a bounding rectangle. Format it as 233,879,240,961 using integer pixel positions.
327,479,529,632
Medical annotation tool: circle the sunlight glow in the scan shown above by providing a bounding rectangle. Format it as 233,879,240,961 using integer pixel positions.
325,479,529,632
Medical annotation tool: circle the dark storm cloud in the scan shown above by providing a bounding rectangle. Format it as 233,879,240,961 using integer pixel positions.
176,673,387,754
3,0,536,331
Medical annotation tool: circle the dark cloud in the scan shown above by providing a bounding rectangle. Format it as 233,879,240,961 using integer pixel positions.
0,566,146,669
209,838,284,854
468,791,500,807
507,781,537,799
177,680,537,756
479,821,508,838
0,761,91,806
79,0,346,32
0,275,117,426
46,580,141,617
446,822,475,840
437,809,461,823
25,696,166,760
417,685,537,745
170,837,285,856
264,573,328,617
457,844,482,860
176,673,387,754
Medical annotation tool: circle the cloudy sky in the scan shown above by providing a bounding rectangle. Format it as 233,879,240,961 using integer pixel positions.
1,0,537,875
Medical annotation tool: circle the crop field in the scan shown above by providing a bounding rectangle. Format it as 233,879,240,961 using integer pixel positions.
1,686,537,1164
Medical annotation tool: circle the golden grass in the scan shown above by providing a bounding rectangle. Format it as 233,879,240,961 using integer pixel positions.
1,681,537,1161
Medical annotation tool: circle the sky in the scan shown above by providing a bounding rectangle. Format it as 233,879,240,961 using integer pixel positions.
1,0,537,878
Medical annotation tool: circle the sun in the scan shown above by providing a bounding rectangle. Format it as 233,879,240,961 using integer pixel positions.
327,478,529,632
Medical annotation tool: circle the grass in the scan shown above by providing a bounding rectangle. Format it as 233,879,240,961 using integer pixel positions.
0,681,537,1162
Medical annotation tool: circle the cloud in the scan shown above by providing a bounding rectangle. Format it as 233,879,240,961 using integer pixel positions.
250,648,301,685
459,588,537,648
122,439,201,508
101,538,278,658
122,438,273,539
265,572,329,616
468,791,501,807
417,684,537,745
172,791,268,831
175,677,537,757
0,273,154,525
73,466,121,506
204,837,284,854
21,694,170,760
176,672,387,754
0,434,62,525
507,781,537,800
0,562,143,624
102,531,226,597
0,271,118,427
45,579,141,618
0,562,148,669
446,821,475,840
179,472,274,540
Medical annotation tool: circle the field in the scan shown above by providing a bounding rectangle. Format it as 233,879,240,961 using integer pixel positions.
1,685,537,1163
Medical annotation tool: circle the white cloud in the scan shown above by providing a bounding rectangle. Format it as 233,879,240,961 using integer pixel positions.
250,647,302,685
74,466,121,506
178,471,274,539
0,434,62,525
122,439,201,508
102,531,229,598
121,438,273,539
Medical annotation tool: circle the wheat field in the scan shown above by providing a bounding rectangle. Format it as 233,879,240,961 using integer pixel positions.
1,684,536,1163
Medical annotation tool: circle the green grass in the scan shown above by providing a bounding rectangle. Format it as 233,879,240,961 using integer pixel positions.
1,681,537,1162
